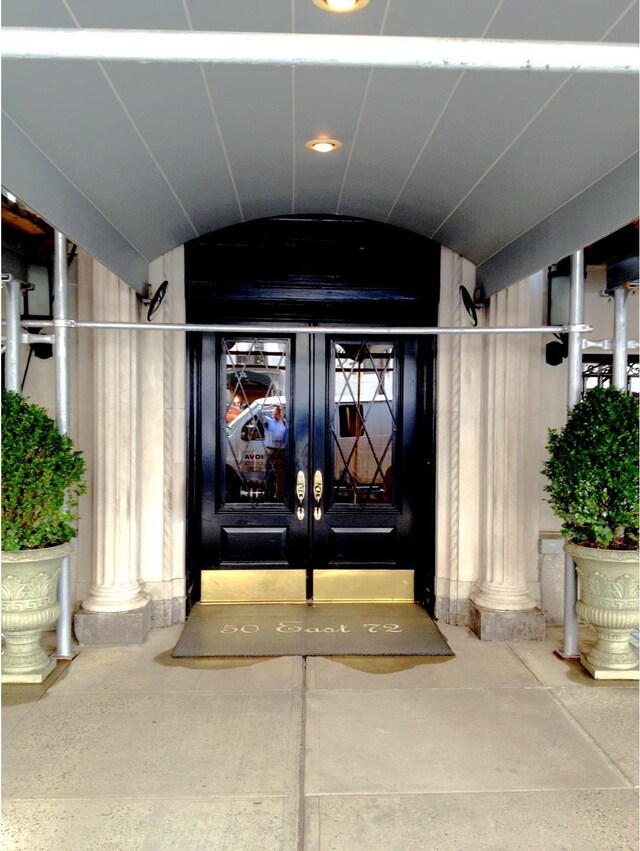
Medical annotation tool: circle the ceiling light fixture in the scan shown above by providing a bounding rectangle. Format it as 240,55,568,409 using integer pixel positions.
306,138,343,153
313,0,370,13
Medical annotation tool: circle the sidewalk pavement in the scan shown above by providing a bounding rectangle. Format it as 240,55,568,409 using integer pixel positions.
2,622,638,850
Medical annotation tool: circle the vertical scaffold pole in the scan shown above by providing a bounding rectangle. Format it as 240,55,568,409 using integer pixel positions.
4,277,22,393
53,230,73,659
612,287,630,390
561,249,585,658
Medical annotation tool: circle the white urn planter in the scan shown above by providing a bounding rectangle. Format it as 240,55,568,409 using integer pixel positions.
567,541,640,680
1,542,71,683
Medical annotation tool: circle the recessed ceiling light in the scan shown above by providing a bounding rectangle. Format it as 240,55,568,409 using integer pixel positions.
313,0,370,13
305,138,343,153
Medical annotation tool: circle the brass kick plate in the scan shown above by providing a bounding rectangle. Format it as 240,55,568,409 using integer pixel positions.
201,569,306,604
312,569,414,603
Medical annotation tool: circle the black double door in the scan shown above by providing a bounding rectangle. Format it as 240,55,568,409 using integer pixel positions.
195,329,429,604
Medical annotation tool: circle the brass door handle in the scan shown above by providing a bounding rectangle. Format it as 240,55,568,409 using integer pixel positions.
296,470,305,521
313,470,323,520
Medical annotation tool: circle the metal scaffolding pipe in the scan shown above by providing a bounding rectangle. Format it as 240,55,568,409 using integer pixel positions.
13,319,584,336
53,230,73,660
561,249,586,659
2,28,638,74
612,287,630,389
3,278,22,393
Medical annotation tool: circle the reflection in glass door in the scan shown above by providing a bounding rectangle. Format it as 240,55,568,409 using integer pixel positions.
222,337,289,505
331,341,396,506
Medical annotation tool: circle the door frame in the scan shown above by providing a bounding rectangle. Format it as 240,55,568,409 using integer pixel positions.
187,328,437,613
185,214,440,613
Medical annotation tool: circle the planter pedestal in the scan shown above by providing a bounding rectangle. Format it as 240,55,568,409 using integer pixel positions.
566,541,639,680
1,543,71,683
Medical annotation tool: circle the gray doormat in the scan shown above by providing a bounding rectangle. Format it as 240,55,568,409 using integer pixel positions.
172,603,454,657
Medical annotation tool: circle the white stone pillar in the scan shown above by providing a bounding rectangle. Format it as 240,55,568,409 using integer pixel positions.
469,281,544,638
139,248,186,625
81,262,148,614
435,249,484,625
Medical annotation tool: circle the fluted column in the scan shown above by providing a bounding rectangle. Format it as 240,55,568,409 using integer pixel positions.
470,282,540,617
81,263,148,613
139,248,186,625
435,249,484,625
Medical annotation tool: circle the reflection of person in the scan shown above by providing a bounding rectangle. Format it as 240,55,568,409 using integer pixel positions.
226,396,242,422
263,406,287,448
263,406,287,499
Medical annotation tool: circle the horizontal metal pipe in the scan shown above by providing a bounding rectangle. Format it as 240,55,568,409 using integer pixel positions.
3,28,638,74
11,319,588,335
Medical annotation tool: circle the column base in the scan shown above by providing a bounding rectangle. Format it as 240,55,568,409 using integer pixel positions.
469,601,545,641
74,601,152,645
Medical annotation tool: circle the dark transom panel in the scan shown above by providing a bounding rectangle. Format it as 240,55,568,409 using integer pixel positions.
185,214,441,326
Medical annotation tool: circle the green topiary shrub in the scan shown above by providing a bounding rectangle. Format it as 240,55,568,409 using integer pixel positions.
542,386,639,550
1,390,87,552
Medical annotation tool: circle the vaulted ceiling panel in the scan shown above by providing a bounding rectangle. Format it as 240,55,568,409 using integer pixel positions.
486,0,634,41
66,0,189,31
187,0,293,34
2,58,195,259
387,68,571,237
384,0,500,39
438,72,639,264
203,65,295,223
1,0,73,27
335,68,459,221
294,66,372,211
2,0,637,294
100,62,240,235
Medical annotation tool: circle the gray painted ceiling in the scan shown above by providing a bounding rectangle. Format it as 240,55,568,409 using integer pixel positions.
2,0,638,295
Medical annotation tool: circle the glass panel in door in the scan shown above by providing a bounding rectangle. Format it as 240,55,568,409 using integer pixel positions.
330,341,397,507
222,337,289,505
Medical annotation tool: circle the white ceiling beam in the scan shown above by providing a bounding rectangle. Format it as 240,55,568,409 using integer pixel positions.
3,28,638,74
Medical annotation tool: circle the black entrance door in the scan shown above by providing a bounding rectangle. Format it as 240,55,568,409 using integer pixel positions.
195,330,425,602
185,213,441,611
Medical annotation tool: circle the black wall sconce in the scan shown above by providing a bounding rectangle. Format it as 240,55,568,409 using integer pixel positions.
545,258,583,366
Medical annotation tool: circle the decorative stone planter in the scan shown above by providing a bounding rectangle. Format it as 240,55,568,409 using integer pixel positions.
1,542,71,683
566,541,640,680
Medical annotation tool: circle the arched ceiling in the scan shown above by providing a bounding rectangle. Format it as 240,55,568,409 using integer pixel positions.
2,0,638,296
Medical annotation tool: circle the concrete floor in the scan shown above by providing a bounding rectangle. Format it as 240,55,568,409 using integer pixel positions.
2,623,638,850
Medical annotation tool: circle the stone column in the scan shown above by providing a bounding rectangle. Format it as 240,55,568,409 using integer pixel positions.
469,280,545,640
435,249,484,625
75,262,150,644
139,248,186,626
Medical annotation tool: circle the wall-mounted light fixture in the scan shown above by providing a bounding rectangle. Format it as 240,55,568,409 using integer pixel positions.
141,280,169,322
305,138,342,153
1,246,53,320
547,258,572,328
546,257,586,366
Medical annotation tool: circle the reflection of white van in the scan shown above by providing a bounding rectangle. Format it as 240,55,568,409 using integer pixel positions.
225,394,393,501
225,396,284,498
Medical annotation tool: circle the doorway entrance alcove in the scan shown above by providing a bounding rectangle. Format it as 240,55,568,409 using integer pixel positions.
185,214,441,612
